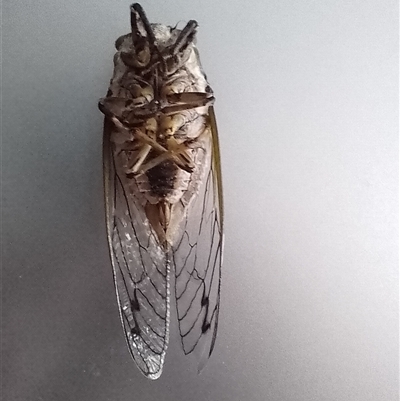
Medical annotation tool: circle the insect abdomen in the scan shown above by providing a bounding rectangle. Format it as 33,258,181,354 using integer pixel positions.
146,159,177,198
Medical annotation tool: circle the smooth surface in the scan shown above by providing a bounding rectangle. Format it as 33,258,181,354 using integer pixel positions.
2,1,398,400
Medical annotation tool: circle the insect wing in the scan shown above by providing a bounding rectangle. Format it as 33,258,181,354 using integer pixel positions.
171,106,223,370
103,119,170,380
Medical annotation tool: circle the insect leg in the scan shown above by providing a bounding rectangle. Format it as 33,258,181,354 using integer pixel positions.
127,143,152,173
133,130,169,153
130,4,158,50
137,148,193,174
167,92,213,105
130,130,190,171
171,20,198,55
120,4,160,68
162,97,215,115
136,153,172,174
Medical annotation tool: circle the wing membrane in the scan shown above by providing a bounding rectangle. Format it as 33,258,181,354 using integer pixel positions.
103,119,169,380
171,107,223,369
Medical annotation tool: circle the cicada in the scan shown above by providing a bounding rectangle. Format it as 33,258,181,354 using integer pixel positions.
98,3,223,379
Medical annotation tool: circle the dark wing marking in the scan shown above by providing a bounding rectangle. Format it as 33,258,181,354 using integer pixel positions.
171,106,223,370
103,118,170,380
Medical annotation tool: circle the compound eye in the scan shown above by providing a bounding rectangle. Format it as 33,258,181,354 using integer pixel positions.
120,48,151,68
115,34,130,50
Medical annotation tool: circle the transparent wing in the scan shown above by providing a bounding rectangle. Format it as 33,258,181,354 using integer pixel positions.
171,107,223,370
103,119,170,380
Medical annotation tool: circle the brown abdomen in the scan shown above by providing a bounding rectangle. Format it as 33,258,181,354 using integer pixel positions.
146,159,178,198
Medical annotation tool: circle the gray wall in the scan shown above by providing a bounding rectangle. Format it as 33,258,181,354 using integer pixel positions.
3,1,398,400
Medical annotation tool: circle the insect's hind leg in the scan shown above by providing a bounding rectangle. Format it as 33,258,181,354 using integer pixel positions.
127,143,152,173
